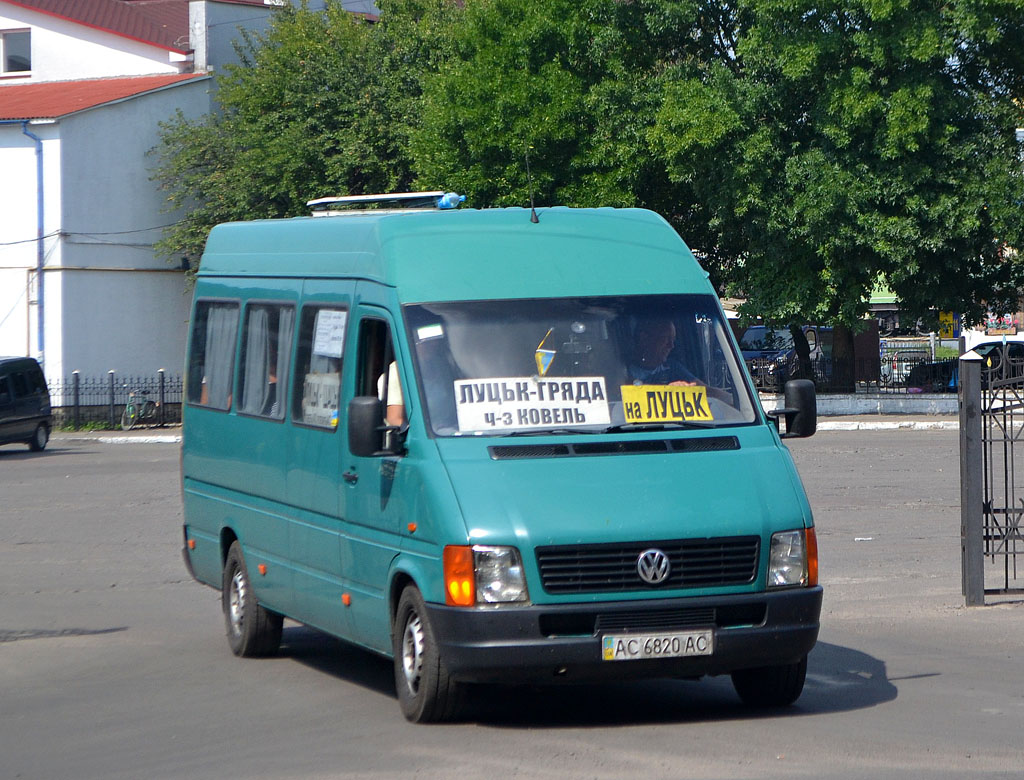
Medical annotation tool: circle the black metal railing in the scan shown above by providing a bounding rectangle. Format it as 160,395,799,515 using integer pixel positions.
960,343,1024,604
47,371,183,429
747,355,958,394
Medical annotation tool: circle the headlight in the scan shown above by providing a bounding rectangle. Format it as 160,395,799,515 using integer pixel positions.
767,528,818,588
443,545,529,606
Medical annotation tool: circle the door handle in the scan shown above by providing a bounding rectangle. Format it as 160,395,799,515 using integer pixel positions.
342,470,359,485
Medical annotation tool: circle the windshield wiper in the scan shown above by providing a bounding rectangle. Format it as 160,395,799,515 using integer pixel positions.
504,428,601,437
603,421,715,434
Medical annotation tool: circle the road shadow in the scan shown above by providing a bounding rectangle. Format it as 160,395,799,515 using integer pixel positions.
277,628,899,727
0,445,95,460
279,625,396,698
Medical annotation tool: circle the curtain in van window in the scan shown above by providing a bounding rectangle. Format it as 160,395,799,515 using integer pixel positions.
274,308,295,419
241,307,271,416
205,306,237,409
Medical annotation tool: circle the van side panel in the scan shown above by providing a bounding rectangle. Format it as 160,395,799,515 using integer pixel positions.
283,279,354,641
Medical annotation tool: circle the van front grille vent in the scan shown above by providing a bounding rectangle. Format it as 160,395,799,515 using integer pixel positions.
489,436,739,460
535,536,760,594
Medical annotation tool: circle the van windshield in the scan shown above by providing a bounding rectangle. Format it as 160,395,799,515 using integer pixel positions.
403,294,757,436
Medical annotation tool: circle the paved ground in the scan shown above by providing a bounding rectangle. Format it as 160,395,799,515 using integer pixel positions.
2,430,1021,779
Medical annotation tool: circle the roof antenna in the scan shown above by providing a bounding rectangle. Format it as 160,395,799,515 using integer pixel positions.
525,146,539,223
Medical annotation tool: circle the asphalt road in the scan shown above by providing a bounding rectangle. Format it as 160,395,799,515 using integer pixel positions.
1,432,1022,779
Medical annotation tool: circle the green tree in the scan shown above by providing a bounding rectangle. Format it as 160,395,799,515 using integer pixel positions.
152,0,435,264
415,0,1024,386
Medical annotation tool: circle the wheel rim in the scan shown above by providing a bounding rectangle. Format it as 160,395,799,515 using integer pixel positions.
401,612,425,696
36,426,47,448
228,569,246,637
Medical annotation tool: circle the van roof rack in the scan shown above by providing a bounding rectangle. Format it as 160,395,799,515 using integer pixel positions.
307,191,465,216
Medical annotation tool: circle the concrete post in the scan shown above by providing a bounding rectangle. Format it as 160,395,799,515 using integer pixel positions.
959,352,985,606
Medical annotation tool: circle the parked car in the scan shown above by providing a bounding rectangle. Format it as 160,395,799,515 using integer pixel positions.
739,325,830,391
0,357,52,451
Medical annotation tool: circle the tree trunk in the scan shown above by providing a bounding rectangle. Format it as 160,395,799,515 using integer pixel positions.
831,324,856,392
789,324,813,383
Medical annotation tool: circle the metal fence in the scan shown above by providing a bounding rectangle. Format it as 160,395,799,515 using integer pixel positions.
748,356,958,394
959,346,1024,605
48,371,183,429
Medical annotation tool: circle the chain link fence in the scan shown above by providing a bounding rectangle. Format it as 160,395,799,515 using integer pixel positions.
48,371,183,429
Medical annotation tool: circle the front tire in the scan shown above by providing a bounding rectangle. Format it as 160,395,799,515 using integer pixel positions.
222,541,282,657
393,586,464,723
731,655,807,707
28,423,48,451
121,404,136,431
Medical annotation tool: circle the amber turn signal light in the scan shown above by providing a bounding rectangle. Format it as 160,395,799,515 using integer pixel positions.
806,527,818,587
443,546,475,606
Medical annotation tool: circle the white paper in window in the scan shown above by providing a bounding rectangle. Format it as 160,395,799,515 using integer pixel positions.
312,309,347,358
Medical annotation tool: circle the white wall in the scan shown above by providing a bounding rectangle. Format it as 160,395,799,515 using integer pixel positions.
0,121,61,364
45,77,212,380
0,6,182,83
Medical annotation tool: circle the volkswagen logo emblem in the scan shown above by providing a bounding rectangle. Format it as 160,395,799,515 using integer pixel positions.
636,548,671,585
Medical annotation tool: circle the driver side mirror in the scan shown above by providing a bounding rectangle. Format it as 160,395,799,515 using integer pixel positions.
767,379,816,438
348,396,404,457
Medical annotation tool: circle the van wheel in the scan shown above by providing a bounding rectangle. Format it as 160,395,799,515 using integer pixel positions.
393,585,464,723
731,655,807,707
29,423,48,452
222,541,282,657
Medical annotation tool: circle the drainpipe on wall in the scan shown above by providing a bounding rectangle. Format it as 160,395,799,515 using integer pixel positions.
21,121,45,370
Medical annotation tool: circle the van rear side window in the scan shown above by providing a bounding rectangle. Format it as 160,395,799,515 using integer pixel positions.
293,307,347,429
239,304,295,420
187,301,240,410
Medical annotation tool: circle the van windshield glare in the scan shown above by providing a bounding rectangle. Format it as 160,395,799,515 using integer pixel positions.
403,294,757,437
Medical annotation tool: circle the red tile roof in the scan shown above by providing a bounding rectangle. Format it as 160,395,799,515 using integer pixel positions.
0,73,208,120
1,0,274,53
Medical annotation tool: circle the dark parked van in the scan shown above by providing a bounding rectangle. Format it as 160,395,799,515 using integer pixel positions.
0,357,52,451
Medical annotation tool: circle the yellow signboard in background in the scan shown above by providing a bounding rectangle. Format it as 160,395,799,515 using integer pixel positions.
938,311,959,339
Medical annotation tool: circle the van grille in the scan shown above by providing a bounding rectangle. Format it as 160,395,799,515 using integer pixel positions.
535,537,760,594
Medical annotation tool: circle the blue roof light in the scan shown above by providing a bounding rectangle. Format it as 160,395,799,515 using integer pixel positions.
437,192,466,210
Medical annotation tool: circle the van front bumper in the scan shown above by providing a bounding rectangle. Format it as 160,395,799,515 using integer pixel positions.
424,586,822,684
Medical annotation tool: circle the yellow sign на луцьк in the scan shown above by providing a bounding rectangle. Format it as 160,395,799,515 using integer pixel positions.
620,385,714,423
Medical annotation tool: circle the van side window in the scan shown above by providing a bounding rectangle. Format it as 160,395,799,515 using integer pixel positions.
357,318,404,428
11,371,28,399
187,301,240,410
294,307,347,429
239,304,295,420
25,368,45,394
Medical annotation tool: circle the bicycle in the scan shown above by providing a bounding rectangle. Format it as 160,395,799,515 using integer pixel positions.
121,388,160,430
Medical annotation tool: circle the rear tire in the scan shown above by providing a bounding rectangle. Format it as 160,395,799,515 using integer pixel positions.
393,585,464,723
222,541,282,657
731,655,807,707
28,423,48,451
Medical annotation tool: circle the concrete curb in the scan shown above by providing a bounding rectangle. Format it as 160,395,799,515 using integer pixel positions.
817,420,958,432
57,434,182,444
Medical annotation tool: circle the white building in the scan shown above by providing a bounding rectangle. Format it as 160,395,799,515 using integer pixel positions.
0,0,373,383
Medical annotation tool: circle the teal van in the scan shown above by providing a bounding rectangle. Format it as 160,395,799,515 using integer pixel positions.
181,194,821,722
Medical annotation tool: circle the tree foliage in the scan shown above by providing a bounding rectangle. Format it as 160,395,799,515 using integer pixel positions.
152,0,452,263
155,0,1024,337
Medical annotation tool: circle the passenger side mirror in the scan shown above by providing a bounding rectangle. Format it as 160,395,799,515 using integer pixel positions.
766,379,816,438
348,396,403,457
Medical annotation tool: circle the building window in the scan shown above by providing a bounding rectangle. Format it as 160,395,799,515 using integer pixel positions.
1,30,30,74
